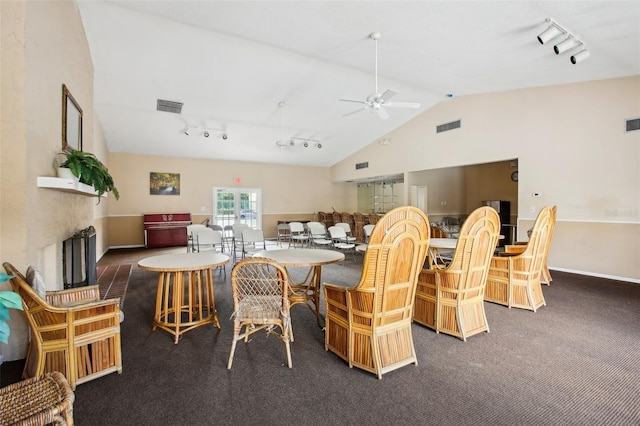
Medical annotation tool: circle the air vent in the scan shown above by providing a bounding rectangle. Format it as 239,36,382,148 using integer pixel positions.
355,162,369,170
437,119,461,133
157,99,183,114
626,118,640,132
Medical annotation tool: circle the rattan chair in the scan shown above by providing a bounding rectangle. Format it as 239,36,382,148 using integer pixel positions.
227,258,292,369
413,206,501,340
0,371,75,426
502,205,557,285
324,206,430,379
484,206,555,311
3,262,122,390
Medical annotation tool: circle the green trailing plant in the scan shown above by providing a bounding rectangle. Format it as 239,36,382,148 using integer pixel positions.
59,149,120,201
0,273,23,344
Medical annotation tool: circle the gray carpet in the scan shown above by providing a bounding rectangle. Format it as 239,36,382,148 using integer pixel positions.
5,248,639,425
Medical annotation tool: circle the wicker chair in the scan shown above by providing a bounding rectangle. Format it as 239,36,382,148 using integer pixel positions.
324,206,430,379
3,262,122,390
502,205,557,285
484,206,555,311
0,371,75,426
227,258,293,369
413,207,501,340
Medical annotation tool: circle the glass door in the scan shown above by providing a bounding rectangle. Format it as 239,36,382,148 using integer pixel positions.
213,187,262,229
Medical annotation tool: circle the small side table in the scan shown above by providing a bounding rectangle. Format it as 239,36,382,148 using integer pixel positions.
0,371,75,425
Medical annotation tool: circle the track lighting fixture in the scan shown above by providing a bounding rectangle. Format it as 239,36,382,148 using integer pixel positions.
570,49,590,64
537,18,589,64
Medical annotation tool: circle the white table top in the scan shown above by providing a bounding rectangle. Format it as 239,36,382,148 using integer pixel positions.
138,252,229,272
429,238,458,250
253,248,344,267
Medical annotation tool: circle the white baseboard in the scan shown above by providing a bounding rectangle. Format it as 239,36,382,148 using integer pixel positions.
549,267,639,284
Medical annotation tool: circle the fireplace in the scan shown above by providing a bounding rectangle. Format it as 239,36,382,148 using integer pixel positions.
62,226,97,288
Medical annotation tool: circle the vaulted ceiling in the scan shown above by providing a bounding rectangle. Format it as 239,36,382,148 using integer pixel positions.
77,1,640,167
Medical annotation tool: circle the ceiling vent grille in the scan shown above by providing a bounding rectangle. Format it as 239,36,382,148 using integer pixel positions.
157,99,183,114
355,162,369,170
437,119,461,133
626,118,640,132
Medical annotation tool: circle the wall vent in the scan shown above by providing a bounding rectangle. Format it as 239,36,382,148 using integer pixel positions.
626,118,640,132
157,99,183,114
437,119,461,133
355,162,369,170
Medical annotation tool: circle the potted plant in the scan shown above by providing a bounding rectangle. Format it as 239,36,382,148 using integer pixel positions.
57,149,120,201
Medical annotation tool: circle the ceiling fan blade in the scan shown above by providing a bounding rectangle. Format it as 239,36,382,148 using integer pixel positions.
343,107,368,117
339,98,368,105
379,89,398,102
376,107,390,120
384,101,422,109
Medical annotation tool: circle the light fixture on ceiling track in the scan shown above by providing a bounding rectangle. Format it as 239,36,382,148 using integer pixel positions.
537,18,589,64
182,125,226,139
291,137,322,149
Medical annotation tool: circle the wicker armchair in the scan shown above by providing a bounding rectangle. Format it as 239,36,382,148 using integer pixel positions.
503,205,557,285
413,207,501,340
227,258,292,369
484,206,555,311
324,206,430,379
0,371,74,426
3,262,122,390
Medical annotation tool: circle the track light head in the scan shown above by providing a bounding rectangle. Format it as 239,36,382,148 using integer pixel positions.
222,133,228,140
570,49,590,64
317,143,322,149
537,24,562,44
184,128,190,136
203,131,209,138
554,37,578,55
303,142,309,148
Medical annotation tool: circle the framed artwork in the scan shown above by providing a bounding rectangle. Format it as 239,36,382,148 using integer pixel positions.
62,84,83,152
150,172,181,195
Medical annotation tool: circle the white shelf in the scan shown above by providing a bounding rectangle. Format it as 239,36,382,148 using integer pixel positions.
37,176,106,198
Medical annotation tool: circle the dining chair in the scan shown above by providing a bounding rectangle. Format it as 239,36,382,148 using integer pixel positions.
231,223,251,259
228,258,292,369
485,206,555,311
334,222,357,243
327,225,356,262
413,206,501,340
240,228,266,258
323,206,430,379
186,224,207,252
276,223,290,247
288,222,309,248
194,228,226,275
307,221,332,249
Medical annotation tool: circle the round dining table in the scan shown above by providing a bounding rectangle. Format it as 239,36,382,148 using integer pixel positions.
138,252,229,344
253,249,344,327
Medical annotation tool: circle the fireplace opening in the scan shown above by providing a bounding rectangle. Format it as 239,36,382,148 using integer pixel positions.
62,226,97,288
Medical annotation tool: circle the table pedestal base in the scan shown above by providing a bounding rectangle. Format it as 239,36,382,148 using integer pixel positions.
287,265,323,327
153,268,220,343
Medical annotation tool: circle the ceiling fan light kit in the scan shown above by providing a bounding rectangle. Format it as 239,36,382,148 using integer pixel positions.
339,32,421,120
537,18,589,64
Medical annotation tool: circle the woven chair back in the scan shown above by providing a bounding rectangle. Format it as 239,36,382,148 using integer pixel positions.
359,206,430,326
445,206,501,297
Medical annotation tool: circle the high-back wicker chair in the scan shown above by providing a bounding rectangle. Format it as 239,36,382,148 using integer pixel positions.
3,262,122,390
323,206,430,379
484,206,555,311
503,205,557,285
227,258,293,369
413,206,501,340
353,212,365,243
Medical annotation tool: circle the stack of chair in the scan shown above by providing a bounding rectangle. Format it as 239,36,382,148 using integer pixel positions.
324,206,430,379
413,206,501,340
484,206,556,311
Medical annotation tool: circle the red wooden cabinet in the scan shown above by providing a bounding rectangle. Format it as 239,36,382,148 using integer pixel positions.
143,213,191,248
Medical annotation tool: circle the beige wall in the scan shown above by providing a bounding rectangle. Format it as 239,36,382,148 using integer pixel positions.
107,152,356,243
0,0,113,360
333,77,640,282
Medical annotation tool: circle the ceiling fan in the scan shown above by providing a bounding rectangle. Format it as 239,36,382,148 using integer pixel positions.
340,32,421,120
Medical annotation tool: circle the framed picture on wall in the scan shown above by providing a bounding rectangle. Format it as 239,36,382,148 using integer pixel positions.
150,172,180,195
62,84,83,152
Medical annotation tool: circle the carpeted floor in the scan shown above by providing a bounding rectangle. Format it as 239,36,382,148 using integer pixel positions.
3,247,639,425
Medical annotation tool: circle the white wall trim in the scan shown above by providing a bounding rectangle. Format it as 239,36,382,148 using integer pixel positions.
549,267,639,284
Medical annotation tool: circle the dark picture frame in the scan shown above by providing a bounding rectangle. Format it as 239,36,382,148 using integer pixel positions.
62,84,83,152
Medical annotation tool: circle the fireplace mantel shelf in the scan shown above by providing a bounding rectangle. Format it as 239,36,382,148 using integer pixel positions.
37,176,107,198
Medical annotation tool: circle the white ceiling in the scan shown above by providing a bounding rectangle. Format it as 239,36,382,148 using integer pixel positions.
77,1,640,167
